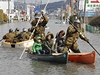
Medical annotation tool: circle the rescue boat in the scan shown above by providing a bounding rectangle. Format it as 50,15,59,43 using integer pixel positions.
68,51,96,64
1,39,34,48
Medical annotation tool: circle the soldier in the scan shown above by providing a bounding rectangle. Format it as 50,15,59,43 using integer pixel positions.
69,14,78,24
31,11,49,40
63,19,88,53
19,28,30,41
27,28,32,36
13,28,20,43
14,28,20,36
3,29,15,43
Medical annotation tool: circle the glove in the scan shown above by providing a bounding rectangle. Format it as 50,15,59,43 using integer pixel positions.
79,32,89,42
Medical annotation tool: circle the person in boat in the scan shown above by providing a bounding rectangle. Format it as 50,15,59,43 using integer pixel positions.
69,14,78,24
19,28,30,41
14,28,20,36
31,11,49,41
27,28,32,36
63,19,89,53
55,30,65,53
43,32,55,54
2,29,15,43
32,36,45,54
13,28,20,43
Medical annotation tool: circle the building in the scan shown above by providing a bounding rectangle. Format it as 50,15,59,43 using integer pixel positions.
79,0,100,12
0,0,15,20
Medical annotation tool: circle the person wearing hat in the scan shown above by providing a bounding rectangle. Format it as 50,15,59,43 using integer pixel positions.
55,30,65,53
13,28,20,43
63,19,88,53
27,28,32,36
32,36,45,54
3,29,15,43
18,28,29,41
14,28,20,37
30,11,48,40
42,32,55,54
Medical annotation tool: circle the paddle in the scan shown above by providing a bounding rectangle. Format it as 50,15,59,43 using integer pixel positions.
19,0,50,59
87,42,100,56
69,21,100,56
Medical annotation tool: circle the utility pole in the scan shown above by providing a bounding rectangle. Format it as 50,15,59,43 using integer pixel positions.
83,0,86,33
83,0,86,24
24,0,26,11
8,0,10,23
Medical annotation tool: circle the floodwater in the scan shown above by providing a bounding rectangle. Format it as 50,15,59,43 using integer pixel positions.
0,20,100,75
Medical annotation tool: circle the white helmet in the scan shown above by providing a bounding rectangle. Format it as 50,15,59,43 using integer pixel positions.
23,28,27,32
74,19,80,23
34,12,41,18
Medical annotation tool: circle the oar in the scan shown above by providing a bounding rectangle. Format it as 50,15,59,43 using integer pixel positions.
19,0,50,59
69,21,100,56
87,41,100,56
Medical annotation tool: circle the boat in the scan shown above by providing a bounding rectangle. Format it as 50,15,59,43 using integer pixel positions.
1,39,34,48
28,52,68,64
68,51,96,64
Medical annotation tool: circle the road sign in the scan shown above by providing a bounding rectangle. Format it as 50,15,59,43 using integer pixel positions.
86,0,100,8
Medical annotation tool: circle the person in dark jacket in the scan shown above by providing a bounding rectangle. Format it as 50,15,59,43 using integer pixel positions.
55,30,65,53
43,32,55,54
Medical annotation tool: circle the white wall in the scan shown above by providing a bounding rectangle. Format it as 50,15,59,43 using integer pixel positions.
0,0,14,14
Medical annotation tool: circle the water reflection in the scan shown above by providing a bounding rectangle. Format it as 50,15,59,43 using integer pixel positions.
31,61,67,75
30,60,96,75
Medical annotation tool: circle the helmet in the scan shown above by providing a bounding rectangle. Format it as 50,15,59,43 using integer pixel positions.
15,28,19,31
9,29,13,32
28,28,31,32
23,28,27,32
34,12,41,18
74,19,80,23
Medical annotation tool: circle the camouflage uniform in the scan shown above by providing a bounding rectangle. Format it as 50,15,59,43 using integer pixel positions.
63,19,86,53
27,28,32,36
31,12,48,40
13,31,20,43
3,32,15,43
20,31,29,41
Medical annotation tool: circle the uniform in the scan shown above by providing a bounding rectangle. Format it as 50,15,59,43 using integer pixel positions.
63,19,88,53
31,12,48,40
3,29,15,43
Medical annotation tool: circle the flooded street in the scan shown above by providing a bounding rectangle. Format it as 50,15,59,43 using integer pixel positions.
0,20,100,75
